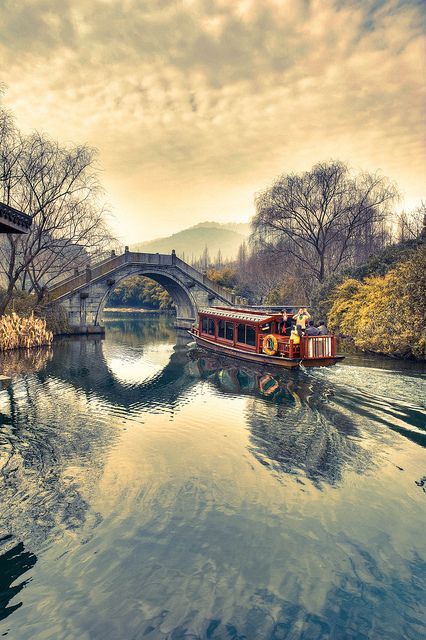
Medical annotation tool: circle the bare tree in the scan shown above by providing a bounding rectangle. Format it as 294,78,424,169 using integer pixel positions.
251,161,397,283
0,84,14,148
237,241,247,269
238,250,283,303
201,245,210,271
396,203,425,243
0,130,115,313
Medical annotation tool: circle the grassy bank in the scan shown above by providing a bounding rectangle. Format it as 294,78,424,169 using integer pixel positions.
0,288,71,337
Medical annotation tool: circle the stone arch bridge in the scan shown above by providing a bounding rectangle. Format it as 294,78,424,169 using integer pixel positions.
47,250,238,332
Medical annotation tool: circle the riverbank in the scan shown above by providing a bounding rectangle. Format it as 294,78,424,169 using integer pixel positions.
104,307,166,314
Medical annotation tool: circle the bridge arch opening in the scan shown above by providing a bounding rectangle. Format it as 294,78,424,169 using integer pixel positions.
94,270,197,328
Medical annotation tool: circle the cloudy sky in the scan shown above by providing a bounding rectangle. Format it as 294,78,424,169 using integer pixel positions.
1,0,425,242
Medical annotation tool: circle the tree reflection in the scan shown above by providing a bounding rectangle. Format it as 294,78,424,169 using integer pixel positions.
104,312,177,347
0,535,37,622
0,356,115,552
0,346,53,377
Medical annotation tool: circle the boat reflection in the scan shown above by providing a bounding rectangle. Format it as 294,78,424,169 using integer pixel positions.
187,349,370,487
187,349,311,404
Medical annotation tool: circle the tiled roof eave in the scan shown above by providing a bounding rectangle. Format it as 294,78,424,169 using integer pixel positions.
0,202,32,231
199,308,276,324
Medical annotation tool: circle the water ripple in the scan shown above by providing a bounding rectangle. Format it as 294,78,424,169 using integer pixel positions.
0,317,425,639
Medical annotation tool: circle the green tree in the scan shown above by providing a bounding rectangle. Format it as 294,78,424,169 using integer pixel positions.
108,276,173,310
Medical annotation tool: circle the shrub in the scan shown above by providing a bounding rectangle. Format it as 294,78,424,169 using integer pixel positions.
310,239,418,321
328,246,426,359
0,289,69,335
206,267,239,290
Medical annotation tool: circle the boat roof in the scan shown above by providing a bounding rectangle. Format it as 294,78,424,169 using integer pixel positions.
198,307,278,324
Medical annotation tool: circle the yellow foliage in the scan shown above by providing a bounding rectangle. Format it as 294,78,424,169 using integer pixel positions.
206,267,238,289
328,246,426,359
0,312,53,351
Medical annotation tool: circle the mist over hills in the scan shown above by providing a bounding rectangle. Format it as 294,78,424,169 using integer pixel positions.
132,222,250,261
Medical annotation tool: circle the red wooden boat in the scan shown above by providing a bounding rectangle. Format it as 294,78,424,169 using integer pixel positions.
189,307,344,368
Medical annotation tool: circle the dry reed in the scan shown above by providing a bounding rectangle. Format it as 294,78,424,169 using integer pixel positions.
0,312,53,351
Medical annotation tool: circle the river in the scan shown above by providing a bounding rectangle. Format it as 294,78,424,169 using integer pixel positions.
0,313,425,640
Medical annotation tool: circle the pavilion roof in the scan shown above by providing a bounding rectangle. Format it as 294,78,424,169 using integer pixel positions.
0,202,32,234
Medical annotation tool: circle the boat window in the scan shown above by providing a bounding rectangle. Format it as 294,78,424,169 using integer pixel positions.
237,323,245,343
246,325,256,346
218,319,225,338
225,322,234,341
261,324,270,332
201,317,208,334
208,318,215,336
237,324,256,347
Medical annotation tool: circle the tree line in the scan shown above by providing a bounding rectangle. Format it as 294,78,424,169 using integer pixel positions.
204,162,424,311
105,162,426,325
107,276,173,310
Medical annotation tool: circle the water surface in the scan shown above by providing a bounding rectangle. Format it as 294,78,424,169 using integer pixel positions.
0,314,425,639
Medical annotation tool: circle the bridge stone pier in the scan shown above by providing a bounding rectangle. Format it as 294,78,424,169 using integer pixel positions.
48,250,238,332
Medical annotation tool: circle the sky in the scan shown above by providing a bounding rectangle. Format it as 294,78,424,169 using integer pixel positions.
0,0,425,243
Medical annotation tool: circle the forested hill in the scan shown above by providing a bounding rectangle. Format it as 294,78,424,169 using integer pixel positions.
132,222,249,261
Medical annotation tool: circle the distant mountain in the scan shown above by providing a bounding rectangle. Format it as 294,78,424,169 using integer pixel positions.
132,222,250,261
191,221,251,236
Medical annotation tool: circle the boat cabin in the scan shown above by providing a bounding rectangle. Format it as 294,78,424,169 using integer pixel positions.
193,307,337,361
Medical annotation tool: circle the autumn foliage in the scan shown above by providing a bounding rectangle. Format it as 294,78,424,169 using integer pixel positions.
328,246,426,359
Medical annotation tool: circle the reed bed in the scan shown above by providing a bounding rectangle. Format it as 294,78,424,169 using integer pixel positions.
0,312,53,351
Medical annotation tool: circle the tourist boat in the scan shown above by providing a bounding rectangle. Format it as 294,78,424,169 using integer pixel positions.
189,307,344,368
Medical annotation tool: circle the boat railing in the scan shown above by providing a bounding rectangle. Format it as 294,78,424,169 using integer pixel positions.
300,335,335,358
258,334,336,359
258,335,296,357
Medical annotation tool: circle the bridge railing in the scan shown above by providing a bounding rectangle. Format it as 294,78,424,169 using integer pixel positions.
126,252,174,266
48,253,126,300
48,250,236,304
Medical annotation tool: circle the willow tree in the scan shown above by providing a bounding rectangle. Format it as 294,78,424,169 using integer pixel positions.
251,161,397,284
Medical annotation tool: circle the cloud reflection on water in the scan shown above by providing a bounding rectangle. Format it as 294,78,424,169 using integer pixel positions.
0,316,424,639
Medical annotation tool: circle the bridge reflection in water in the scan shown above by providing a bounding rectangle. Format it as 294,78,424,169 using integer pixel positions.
16,324,371,490
0,315,425,640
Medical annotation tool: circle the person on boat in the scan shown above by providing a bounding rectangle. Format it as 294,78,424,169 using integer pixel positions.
317,320,329,335
294,307,311,331
305,320,319,336
279,310,292,336
290,323,301,345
